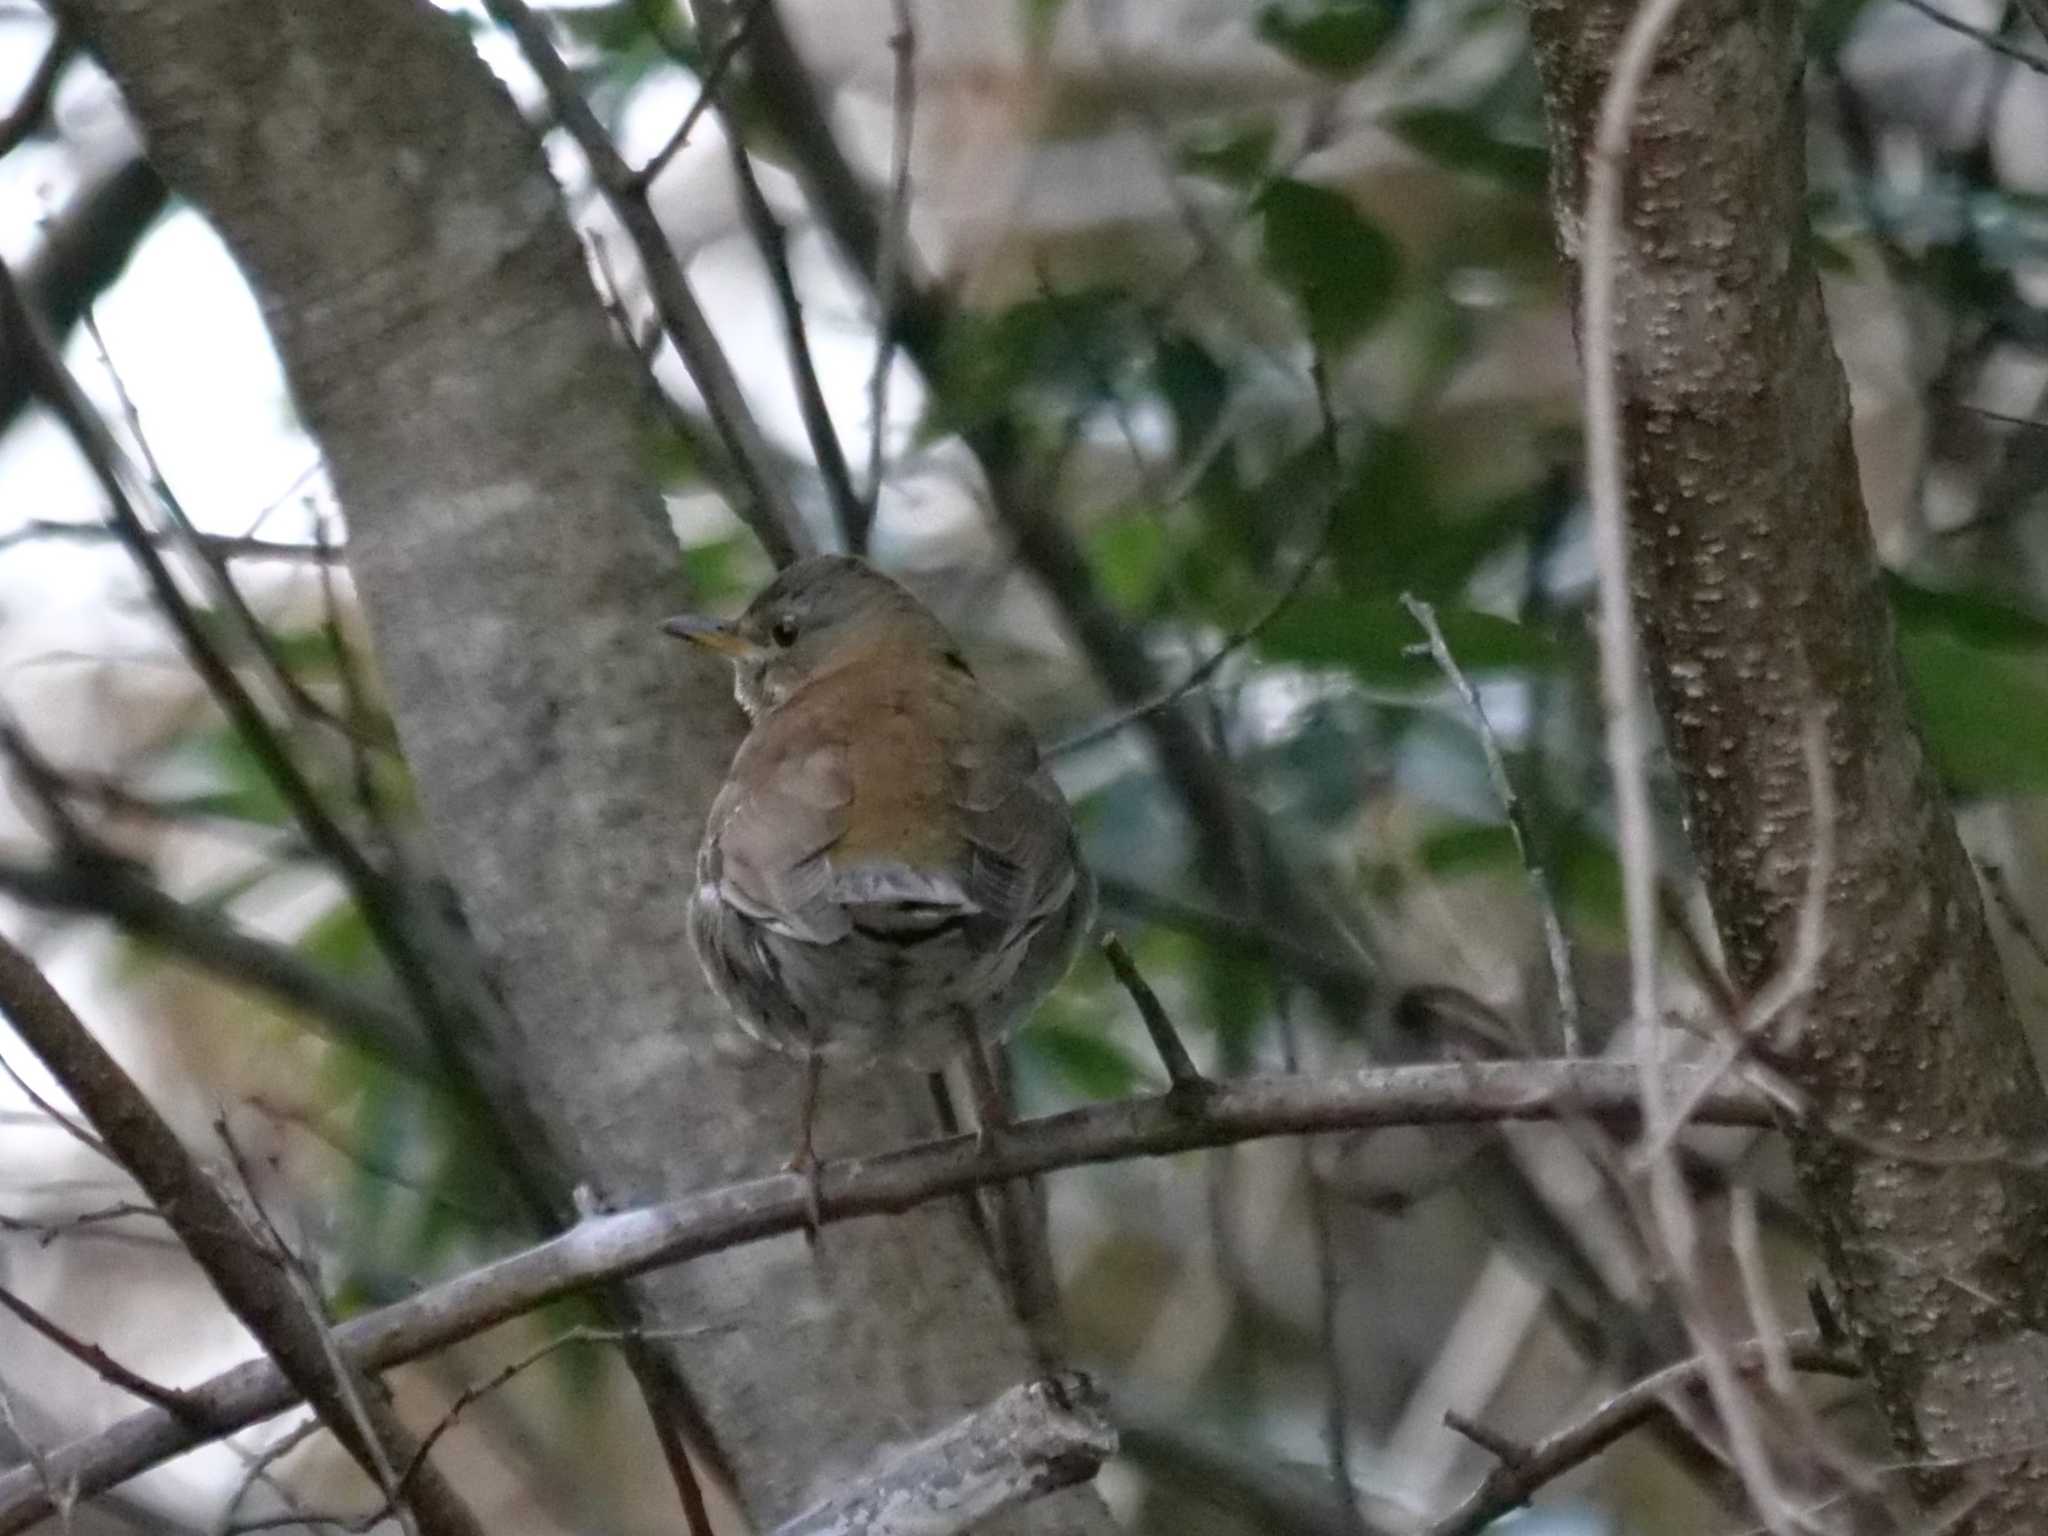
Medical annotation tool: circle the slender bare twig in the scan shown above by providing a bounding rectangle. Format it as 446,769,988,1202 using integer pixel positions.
0,520,339,563
0,1056,1783,1536
0,932,488,1536
1581,0,1679,1150
0,263,469,1081
1638,717,1833,1161
214,1416,324,1536
1274,998,1367,1536
861,0,917,526
1095,876,1374,997
0,22,71,159
771,1375,1116,1536
0,854,430,1076
1099,933,1205,1093
0,1376,68,1536
0,1284,195,1417
0,1201,158,1245
1425,1334,1858,1536
1049,535,1328,758
717,112,867,551
1889,0,2048,73
481,0,813,565
1403,594,1582,1054
627,0,769,195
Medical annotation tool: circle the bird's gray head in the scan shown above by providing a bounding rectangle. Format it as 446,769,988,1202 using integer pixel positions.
663,555,955,716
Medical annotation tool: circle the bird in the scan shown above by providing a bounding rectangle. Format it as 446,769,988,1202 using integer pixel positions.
664,555,1096,1211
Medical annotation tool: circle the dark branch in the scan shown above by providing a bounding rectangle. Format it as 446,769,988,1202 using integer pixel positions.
0,1056,1779,1534
0,931,490,1536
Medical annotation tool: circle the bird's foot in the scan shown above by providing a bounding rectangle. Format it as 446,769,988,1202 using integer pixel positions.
783,1143,825,1245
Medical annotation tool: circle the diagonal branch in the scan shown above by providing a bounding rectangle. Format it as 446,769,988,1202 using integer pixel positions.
771,1375,1117,1536
0,1055,1779,1535
481,0,813,567
0,931,490,1536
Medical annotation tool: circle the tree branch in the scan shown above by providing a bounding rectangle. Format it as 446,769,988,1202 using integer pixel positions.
480,0,814,567
770,1375,1116,1536
0,931,490,1536
0,1055,1777,1535
1428,1336,1858,1536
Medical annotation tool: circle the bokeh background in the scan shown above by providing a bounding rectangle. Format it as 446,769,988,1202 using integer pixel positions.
3,0,2048,1531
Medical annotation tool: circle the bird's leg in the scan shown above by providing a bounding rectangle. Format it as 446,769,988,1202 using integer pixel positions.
955,1017,1064,1374
785,1049,825,1241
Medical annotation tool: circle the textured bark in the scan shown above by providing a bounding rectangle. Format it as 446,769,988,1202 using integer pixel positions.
49,1,1109,1527
1523,0,2048,1522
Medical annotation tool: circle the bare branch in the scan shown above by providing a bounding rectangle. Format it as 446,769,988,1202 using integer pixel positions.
0,931,489,1536
0,854,431,1077
1403,593,1581,1054
0,1284,195,1417
771,1375,1116,1536
1099,933,1206,1094
481,0,814,566
1889,0,2048,73
0,1055,1779,1534
1426,1334,1858,1536
0,519,341,564
0,22,72,158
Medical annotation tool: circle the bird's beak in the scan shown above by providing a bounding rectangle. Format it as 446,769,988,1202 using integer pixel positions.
661,614,764,659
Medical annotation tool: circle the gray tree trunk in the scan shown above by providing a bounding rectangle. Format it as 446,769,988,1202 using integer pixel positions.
1524,0,2048,1525
50,1,1114,1528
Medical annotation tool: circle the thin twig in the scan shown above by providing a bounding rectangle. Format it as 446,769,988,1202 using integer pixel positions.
1049,527,1328,758
0,23,71,159
214,1416,324,1536
627,0,769,195
0,519,340,563
1,264,468,1085
1425,1333,1858,1536
0,1284,196,1417
1403,594,1582,1054
1889,0,2048,73
0,1201,158,1245
0,1056,1785,1536
1638,716,1833,1161
0,932,487,1536
1275,996,1367,1536
1099,933,1206,1094
771,1375,1116,1536
861,0,917,528
717,105,867,551
481,0,813,564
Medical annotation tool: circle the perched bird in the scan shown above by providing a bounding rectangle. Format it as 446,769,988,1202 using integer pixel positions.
665,555,1096,1194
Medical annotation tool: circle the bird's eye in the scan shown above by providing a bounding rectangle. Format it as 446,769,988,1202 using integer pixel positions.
769,615,800,647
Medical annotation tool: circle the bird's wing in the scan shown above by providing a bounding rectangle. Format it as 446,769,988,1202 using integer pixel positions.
701,731,857,943
950,692,1080,927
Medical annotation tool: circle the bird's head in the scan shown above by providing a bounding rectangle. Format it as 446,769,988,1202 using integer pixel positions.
663,555,955,716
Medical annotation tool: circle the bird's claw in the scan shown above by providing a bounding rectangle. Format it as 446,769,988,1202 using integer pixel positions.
784,1144,825,1244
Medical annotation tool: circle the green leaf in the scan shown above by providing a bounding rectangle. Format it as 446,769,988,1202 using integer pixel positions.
1178,120,1277,187
1254,178,1402,353
1020,0,1070,51
1900,629,2048,794
1385,107,1547,192
1886,572,2048,651
1258,595,1553,686
1089,517,1170,610
1419,821,1517,875
1024,1022,1140,1100
922,288,1131,438
1152,333,1230,451
1330,428,1433,592
1256,0,1397,78
299,900,376,976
